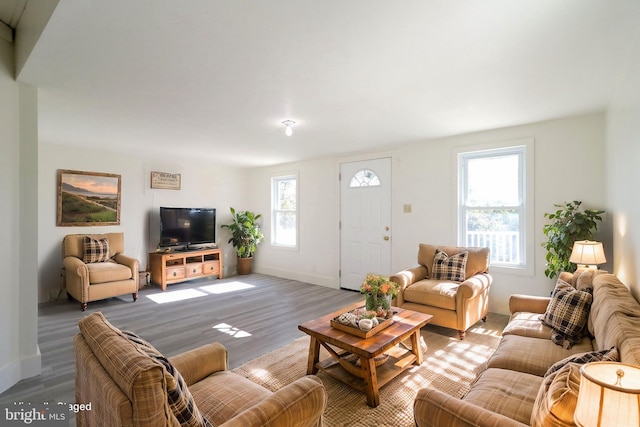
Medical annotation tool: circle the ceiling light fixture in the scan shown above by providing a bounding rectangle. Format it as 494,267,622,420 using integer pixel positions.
282,120,295,136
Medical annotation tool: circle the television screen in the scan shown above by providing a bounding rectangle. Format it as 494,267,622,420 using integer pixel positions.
160,207,216,247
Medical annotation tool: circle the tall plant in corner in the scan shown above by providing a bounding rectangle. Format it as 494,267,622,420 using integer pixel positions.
221,208,264,258
542,201,604,279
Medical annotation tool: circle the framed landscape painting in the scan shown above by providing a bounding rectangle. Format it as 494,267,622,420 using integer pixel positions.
57,169,121,226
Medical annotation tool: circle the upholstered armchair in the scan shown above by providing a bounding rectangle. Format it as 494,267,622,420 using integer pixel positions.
62,233,139,311
390,244,492,339
75,312,327,427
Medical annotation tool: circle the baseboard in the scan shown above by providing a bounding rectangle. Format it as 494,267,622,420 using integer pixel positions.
254,266,338,289
0,347,42,395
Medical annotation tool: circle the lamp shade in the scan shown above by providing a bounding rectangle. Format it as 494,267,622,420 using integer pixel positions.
570,241,606,266
574,362,640,427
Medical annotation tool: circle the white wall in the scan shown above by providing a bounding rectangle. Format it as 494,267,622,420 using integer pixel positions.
0,38,41,394
250,113,608,314
248,157,340,286
394,113,608,314
607,34,640,299
37,144,249,302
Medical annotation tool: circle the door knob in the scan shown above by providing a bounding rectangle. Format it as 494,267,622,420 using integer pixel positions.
384,236,390,241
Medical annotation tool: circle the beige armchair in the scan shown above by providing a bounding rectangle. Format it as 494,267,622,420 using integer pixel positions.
63,233,139,311
390,244,492,339
75,312,327,427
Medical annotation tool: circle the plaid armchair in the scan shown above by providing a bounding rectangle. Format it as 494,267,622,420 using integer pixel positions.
391,244,492,339
75,312,327,427
62,233,138,310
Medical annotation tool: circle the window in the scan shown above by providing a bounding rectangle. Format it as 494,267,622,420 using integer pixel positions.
458,141,533,271
349,169,380,187
271,174,297,247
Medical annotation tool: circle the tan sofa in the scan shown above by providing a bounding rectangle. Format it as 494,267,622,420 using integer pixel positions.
413,271,640,427
75,312,327,427
63,233,139,310
391,244,492,339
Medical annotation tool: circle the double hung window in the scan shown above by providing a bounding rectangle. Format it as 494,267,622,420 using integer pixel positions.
458,142,532,270
271,174,298,248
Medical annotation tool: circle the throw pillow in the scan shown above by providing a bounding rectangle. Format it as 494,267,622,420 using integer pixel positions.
431,249,468,282
542,279,592,349
122,331,213,427
544,346,619,378
82,236,110,263
530,362,581,427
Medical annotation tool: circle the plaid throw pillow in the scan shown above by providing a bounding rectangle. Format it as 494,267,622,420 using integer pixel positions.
544,347,619,378
82,236,110,263
431,249,468,282
542,279,593,349
122,331,213,427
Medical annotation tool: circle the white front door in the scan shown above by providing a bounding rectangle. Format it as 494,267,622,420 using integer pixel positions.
340,157,392,291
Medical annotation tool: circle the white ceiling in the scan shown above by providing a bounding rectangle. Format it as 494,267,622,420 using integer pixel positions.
11,0,640,167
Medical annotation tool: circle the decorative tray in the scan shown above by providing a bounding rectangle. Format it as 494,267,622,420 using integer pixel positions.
330,307,394,338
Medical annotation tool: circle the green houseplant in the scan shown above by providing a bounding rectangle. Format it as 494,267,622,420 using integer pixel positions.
541,201,605,279
221,207,264,275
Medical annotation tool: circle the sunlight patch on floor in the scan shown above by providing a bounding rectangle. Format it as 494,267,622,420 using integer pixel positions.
199,281,255,294
146,289,207,304
213,322,252,338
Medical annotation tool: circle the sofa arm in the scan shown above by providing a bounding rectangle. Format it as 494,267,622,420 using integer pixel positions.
508,294,550,315
169,342,228,386
414,388,527,427
219,375,327,427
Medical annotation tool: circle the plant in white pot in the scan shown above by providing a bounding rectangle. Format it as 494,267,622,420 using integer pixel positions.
221,207,264,275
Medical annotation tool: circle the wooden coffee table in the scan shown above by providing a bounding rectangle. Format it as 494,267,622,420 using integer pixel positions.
298,301,432,407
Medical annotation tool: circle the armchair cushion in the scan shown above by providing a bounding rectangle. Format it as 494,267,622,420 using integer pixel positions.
404,280,458,310
87,261,133,284
431,249,468,282
82,236,110,263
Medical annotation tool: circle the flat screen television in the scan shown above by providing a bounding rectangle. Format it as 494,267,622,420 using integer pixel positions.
159,207,216,248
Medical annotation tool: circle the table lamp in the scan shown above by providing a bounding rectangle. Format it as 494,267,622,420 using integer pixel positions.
574,361,640,426
570,240,606,269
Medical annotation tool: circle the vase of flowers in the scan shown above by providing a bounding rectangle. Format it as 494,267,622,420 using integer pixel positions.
360,274,399,317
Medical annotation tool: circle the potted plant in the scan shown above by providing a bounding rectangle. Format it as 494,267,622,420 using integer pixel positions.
360,274,400,317
542,200,605,279
221,207,264,275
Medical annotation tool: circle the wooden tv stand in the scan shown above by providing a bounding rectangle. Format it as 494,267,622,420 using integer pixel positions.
149,248,223,291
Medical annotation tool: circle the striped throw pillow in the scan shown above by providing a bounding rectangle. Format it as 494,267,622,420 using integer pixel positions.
82,236,110,263
431,249,468,282
122,331,213,427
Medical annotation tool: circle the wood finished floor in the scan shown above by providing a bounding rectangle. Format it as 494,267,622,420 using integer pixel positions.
0,273,364,408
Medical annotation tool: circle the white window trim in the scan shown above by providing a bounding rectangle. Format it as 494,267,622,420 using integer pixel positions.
271,172,299,250
452,137,535,276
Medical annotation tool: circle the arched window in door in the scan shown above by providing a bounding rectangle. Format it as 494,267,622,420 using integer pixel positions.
349,169,381,187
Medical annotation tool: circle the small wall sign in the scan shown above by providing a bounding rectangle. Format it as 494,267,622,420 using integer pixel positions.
151,171,181,190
